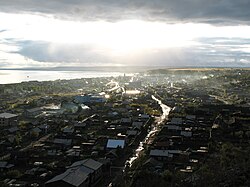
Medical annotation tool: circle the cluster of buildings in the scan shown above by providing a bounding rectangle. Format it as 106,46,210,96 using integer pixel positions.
0,69,250,186
0,80,152,186
137,77,250,185
148,114,210,174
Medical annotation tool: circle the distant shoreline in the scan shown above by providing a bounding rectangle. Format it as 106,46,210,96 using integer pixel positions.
0,70,127,84
0,66,250,72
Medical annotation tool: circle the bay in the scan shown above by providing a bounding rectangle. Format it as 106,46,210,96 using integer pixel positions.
0,70,125,84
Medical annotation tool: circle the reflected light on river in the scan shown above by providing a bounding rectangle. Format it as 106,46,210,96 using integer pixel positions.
125,90,141,95
126,95,171,167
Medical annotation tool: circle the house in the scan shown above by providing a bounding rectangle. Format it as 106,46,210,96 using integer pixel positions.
30,127,42,135
7,126,19,134
74,122,87,130
0,161,14,172
186,115,196,120
150,149,182,161
53,138,72,147
68,159,103,185
47,149,62,156
6,135,15,144
170,118,183,125
126,130,138,137
66,148,81,157
75,95,106,104
165,124,182,131
143,158,163,170
139,114,150,120
61,102,79,114
0,113,18,126
63,126,75,134
43,159,103,187
105,149,119,160
38,124,50,133
153,141,171,150
106,139,125,149
180,131,192,137
25,107,43,117
150,149,172,161
127,81,142,88
89,95,106,103
132,122,144,130
120,118,132,124
45,167,90,187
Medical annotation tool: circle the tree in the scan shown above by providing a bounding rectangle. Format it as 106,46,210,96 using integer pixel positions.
14,133,22,146
30,131,39,139
162,170,173,183
6,170,21,178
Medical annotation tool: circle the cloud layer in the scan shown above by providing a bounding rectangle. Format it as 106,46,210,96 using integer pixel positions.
1,0,250,24
1,1,250,68
11,38,250,67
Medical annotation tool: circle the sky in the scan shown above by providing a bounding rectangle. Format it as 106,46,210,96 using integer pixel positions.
1,0,250,68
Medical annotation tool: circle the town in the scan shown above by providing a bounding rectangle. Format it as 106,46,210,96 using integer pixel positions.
0,68,249,187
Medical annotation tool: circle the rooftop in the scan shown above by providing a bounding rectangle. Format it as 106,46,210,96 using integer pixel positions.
0,113,18,119
107,139,125,149
46,167,89,187
69,159,103,171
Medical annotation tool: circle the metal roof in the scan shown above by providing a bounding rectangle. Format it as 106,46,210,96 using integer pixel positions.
53,138,72,146
69,159,102,171
46,167,89,187
150,149,182,157
0,113,18,118
107,139,125,149
150,149,169,157
0,161,8,168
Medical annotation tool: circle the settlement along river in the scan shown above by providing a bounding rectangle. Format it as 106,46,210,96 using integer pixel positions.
126,95,172,167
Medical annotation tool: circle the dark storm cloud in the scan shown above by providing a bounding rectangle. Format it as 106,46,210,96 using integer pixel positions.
1,0,250,24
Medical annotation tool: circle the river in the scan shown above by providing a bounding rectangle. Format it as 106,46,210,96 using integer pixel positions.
126,95,172,167
106,81,121,92
105,80,172,168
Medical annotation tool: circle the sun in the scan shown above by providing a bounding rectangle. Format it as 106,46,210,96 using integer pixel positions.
0,13,196,54
92,20,196,54
4,13,250,60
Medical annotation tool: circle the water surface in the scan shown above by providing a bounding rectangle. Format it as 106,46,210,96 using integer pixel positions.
0,70,124,84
